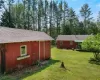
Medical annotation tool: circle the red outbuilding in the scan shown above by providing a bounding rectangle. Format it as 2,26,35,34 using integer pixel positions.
0,27,53,73
56,35,89,49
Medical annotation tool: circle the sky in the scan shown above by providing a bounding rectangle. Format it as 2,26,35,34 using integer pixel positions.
64,0,100,21
0,0,100,21
46,0,100,21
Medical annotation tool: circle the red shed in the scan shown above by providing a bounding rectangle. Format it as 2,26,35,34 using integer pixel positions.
0,27,53,73
56,35,89,49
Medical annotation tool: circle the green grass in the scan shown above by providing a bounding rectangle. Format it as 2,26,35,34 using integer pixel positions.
1,47,100,80
22,48,100,80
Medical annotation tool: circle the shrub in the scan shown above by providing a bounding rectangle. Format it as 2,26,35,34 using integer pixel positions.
81,34,100,61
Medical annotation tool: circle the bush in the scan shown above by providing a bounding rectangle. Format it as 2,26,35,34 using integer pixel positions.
81,34,100,61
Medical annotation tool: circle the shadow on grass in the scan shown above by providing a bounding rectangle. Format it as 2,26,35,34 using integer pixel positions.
89,58,100,65
76,49,92,52
0,59,60,80
18,59,60,80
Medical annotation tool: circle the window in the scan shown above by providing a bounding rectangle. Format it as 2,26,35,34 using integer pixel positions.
20,45,27,56
70,41,73,45
60,41,63,46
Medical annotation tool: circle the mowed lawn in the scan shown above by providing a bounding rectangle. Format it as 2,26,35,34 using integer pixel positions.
1,47,100,80
22,47,100,80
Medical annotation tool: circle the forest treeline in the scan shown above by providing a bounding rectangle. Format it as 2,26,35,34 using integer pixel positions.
0,0,100,38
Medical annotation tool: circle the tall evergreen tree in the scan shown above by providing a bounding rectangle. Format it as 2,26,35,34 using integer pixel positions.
67,8,77,34
49,0,53,36
32,0,37,30
97,11,100,28
44,0,48,33
63,1,68,27
80,3,93,33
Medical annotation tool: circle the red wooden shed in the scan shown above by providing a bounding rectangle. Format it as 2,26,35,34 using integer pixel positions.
56,35,89,49
0,27,53,73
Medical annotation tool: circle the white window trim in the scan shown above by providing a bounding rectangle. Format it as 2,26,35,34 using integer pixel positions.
20,45,27,56
17,55,30,60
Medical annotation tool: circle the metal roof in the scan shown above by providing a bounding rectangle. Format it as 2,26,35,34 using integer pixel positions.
56,35,89,41
0,27,53,43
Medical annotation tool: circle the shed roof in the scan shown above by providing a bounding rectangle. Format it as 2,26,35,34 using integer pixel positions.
0,27,53,43
56,35,89,42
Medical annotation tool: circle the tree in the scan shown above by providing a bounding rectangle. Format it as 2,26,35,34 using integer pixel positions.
97,11,100,31
0,0,99,39
52,1,58,35
1,11,15,27
0,0,4,9
80,4,93,34
44,0,48,33
67,8,78,34
87,22,99,34
58,1,63,34
63,1,68,27
82,34,100,61
22,0,26,29
0,0,15,28
15,3,24,28
37,0,44,31
8,0,14,27
1,3,25,28
49,0,53,36
78,21,86,34
27,0,31,29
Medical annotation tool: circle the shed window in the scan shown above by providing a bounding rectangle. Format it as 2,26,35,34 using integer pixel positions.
70,41,73,45
20,45,27,56
60,41,63,45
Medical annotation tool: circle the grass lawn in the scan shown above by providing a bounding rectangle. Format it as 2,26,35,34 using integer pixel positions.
1,47,100,80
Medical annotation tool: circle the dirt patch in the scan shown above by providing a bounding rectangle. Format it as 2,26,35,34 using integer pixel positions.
7,60,49,79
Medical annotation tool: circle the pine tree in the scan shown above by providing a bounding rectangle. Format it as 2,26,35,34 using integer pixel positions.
80,4,93,28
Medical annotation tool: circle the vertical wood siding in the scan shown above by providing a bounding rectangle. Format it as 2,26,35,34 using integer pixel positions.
4,41,51,72
57,41,77,49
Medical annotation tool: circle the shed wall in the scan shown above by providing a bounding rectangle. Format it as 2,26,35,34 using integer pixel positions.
4,41,51,72
57,41,77,49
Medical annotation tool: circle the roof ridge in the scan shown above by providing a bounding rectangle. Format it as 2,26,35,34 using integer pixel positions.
0,26,44,33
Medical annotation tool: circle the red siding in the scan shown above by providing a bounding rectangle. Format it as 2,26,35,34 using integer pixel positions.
5,42,31,72
40,41,44,60
40,41,51,60
0,54,1,65
4,41,51,72
45,41,51,59
57,41,77,49
31,41,39,63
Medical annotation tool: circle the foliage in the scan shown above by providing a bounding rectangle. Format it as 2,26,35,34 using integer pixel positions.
82,34,100,60
80,3,93,34
80,4,93,21
0,1,100,37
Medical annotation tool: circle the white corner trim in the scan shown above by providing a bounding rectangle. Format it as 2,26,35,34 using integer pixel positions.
17,55,30,60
